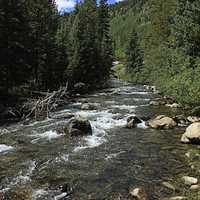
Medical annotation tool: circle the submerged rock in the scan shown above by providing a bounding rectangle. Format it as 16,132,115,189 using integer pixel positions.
148,115,177,129
81,103,100,110
127,116,142,128
64,117,92,137
129,187,149,200
181,176,198,186
162,181,176,191
181,123,200,144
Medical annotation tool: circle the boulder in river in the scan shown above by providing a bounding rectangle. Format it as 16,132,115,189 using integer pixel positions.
129,187,149,200
148,115,177,129
81,103,100,110
181,123,200,144
127,116,142,128
181,176,198,186
64,117,92,137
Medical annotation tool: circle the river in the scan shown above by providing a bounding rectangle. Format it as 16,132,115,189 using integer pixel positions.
0,79,190,200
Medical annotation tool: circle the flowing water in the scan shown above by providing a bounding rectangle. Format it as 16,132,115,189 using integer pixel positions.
0,79,190,200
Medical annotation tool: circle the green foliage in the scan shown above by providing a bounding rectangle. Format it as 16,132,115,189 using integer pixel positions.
0,0,113,95
125,29,143,82
111,0,200,106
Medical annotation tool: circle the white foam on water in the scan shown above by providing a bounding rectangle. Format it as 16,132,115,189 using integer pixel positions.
30,130,63,143
11,160,36,185
32,189,48,200
54,192,67,200
0,144,14,153
55,154,69,163
137,121,148,129
105,151,126,160
105,100,116,104
0,128,10,135
73,128,107,152
24,118,53,127
110,104,137,112
73,110,127,152
119,91,149,95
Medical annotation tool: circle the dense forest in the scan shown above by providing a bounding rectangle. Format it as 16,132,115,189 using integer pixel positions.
110,0,200,106
0,0,113,96
1,0,200,108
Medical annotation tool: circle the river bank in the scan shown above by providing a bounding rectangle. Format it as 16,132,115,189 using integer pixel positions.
0,79,199,200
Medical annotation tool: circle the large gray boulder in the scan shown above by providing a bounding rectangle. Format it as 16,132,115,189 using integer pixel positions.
181,123,200,144
64,117,92,137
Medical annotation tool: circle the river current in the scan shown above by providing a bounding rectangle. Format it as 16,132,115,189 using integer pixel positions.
0,79,189,199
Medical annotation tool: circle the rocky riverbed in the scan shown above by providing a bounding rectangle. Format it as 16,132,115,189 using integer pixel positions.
0,79,199,200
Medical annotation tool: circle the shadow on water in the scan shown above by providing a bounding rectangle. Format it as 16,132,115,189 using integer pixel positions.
0,79,191,199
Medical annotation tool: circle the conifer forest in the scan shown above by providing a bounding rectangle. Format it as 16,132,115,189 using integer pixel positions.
2,1,200,200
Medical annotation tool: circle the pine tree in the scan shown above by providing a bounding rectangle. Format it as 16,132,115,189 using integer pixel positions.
68,0,99,88
125,29,143,81
97,0,113,81
0,0,31,93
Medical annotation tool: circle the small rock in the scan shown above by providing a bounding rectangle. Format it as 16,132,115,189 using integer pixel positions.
0,192,4,200
182,176,198,186
88,194,96,200
187,116,200,123
190,184,199,190
148,115,177,129
127,116,142,129
64,117,92,137
81,103,100,110
167,196,187,200
173,115,189,126
181,123,200,144
149,100,163,106
162,181,176,191
166,103,181,108
129,187,149,200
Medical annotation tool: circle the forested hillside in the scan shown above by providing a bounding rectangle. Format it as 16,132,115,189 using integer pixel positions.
111,0,200,106
0,0,113,95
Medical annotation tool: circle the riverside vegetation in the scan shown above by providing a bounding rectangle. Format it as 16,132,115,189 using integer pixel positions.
1,0,200,200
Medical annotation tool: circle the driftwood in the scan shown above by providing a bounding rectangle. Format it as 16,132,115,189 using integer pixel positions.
22,83,69,120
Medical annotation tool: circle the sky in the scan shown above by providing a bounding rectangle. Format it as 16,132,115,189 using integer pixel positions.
55,0,124,12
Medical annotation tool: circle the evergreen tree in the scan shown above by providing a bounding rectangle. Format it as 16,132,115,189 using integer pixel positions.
97,0,113,81
125,29,143,81
0,0,31,93
68,0,100,87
